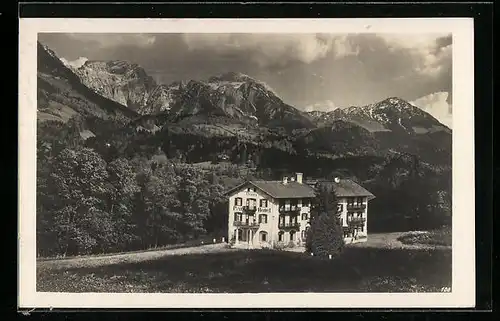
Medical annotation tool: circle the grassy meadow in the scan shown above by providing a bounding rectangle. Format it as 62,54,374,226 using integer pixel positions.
37,246,451,293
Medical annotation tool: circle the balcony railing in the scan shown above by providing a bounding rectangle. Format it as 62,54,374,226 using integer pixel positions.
347,217,366,226
234,220,260,228
346,203,366,211
279,207,301,215
278,222,300,229
243,206,257,215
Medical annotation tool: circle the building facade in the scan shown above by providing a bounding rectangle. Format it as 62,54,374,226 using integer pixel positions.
225,173,375,249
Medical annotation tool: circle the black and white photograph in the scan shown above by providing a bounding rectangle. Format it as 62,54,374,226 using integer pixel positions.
18,18,475,308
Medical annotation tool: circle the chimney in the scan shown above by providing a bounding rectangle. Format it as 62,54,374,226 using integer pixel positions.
282,176,288,185
296,172,303,184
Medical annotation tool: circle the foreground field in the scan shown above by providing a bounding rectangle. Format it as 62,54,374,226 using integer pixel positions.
37,246,451,293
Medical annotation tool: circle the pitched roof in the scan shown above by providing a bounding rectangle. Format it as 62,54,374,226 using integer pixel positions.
225,180,316,199
310,179,375,199
225,178,375,200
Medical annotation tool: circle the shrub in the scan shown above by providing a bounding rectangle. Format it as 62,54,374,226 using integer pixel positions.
274,242,286,251
397,228,452,246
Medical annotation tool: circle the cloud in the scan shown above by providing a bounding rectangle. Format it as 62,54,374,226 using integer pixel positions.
181,34,359,68
304,100,338,112
410,91,452,128
377,33,452,78
60,56,89,69
66,33,157,48
38,33,453,109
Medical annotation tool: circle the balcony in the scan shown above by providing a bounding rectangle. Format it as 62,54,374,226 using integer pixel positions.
278,221,300,229
234,220,260,228
242,206,257,215
347,217,366,227
346,203,366,211
279,207,301,215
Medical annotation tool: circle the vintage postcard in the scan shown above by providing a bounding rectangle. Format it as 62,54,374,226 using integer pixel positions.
18,18,475,309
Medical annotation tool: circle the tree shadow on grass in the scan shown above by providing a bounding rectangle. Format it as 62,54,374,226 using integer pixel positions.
38,247,452,293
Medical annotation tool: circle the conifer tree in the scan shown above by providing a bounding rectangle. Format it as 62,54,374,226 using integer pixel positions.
306,183,345,258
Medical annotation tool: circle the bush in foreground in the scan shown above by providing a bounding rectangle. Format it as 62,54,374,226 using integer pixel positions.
397,228,452,246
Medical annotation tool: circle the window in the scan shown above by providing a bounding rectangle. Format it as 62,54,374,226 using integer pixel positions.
258,214,268,224
356,197,364,204
357,212,363,218
290,230,296,241
259,231,268,242
290,199,298,210
278,231,284,242
234,212,242,222
337,204,343,213
259,199,268,208
246,198,256,209
235,197,242,206
301,213,308,220
237,229,243,241
278,200,285,211
348,197,355,205
279,215,285,226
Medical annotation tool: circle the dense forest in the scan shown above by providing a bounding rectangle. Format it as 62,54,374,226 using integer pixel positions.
36,115,452,257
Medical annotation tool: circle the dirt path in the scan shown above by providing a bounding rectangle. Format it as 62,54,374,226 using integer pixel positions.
38,243,235,271
349,232,451,250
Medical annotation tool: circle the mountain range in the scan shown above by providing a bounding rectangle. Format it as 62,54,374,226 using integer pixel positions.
37,41,452,167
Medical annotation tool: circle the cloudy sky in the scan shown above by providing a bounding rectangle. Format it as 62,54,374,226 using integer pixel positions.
38,33,453,126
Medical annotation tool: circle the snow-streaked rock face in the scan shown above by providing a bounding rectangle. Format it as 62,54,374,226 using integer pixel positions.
306,97,450,134
71,64,308,127
36,42,139,123
163,72,313,128
74,60,159,113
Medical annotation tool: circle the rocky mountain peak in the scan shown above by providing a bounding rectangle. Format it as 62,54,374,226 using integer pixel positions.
208,71,253,83
307,96,450,134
